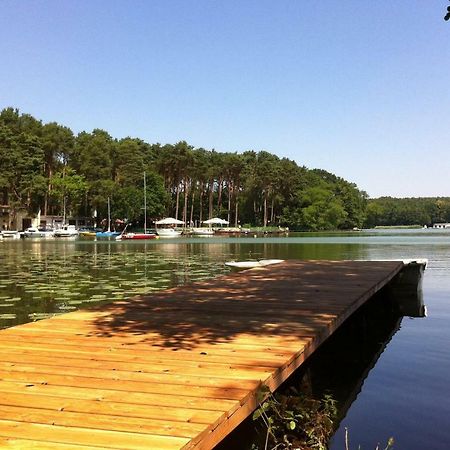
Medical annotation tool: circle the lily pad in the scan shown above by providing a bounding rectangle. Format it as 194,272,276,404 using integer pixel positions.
0,314,16,319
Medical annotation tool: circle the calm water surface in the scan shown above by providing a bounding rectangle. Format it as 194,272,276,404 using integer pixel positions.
1,228,449,449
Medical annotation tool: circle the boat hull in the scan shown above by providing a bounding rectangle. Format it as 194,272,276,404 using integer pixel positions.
190,228,214,236
117,233,158,240
54,225,79,238
156,229,183,238
96,231,120,238
79,231,97,238
23,227,54,239
23,232,54,238
1,231,20,239
225,259,285,270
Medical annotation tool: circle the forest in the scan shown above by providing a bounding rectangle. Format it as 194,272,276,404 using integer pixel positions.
0,107,369,231
365,197,450,228
1,107,448,231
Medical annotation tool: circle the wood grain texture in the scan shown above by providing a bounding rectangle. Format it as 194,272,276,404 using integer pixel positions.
0,260,403,449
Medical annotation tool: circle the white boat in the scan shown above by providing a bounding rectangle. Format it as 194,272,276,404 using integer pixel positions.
225,259,285,270
54,224,79,238
190,227,214,236
23,227,54,238
1,230,20,239
155,218,184,238
156,227,183,238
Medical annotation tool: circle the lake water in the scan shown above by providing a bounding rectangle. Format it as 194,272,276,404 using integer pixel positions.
0,228,449,449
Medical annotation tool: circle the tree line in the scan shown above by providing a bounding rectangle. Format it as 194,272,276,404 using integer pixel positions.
366,197,450,227
0,107,368,231
0,106,408,231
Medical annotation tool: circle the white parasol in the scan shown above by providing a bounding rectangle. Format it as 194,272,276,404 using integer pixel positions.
202,217,229,225
155,217,185,225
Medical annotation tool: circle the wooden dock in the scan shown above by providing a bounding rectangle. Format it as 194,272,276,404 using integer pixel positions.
0,260,404,449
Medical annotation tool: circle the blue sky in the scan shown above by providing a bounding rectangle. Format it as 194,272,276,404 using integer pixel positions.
1,1,449,198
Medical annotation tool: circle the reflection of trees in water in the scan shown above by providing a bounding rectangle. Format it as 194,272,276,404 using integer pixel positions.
0,240,231,330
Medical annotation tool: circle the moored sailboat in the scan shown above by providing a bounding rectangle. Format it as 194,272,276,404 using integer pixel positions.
115,173,158,240
117,230,158,240
96,198,120,238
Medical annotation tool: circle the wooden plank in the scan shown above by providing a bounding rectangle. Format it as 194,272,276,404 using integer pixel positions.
0,346,281,373
0,330,312,353
0,351,307,386
0,338,290,368
0,380,236,415
0,419,189,450
0,369,249,401
0,436,112,449
0,362,264,389
0,390,224,424
0,404,205,438
0,260,404,449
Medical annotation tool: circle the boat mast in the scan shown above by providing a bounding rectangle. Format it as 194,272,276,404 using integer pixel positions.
144,172,147,234
107,197,111,232
63,196,66,225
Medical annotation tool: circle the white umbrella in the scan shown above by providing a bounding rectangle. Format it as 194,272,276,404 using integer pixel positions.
155,217,185,225
202,217,229,225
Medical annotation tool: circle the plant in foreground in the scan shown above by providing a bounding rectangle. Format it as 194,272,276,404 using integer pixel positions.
251,385,337,450
252,386,394,450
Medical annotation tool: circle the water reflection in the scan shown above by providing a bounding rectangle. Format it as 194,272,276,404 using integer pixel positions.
0,239,232,329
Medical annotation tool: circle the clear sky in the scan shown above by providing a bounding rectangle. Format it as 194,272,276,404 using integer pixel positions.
1,1,449,198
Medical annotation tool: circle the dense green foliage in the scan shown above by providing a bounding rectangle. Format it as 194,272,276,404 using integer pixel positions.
2,108,449,230
0,107,369,230
366,197,450,227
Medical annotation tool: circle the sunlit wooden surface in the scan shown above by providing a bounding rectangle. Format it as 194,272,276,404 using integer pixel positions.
0,260,403,449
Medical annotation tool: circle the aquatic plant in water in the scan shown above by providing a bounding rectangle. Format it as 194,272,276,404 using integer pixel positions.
344,428,394,450
0,243,229,329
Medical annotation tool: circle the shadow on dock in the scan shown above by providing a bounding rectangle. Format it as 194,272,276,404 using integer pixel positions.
88,261,402,350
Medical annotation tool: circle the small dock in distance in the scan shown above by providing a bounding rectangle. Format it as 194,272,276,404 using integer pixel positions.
0,260,423,449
